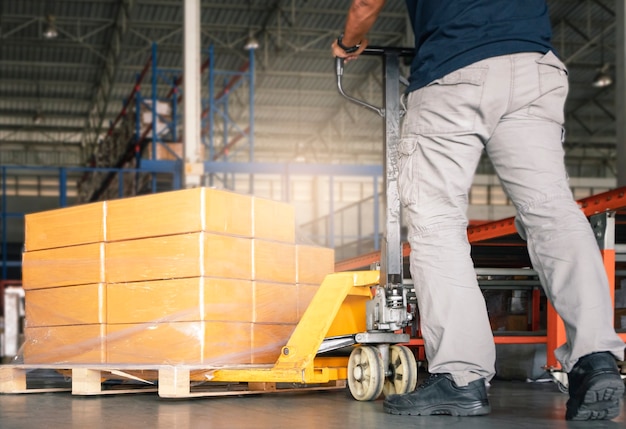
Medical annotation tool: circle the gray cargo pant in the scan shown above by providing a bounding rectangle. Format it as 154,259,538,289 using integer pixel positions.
398,51,625,386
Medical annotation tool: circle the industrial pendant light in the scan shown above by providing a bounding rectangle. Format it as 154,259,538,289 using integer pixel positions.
592,64,613,88
43,14,58,39
244,29,259,51
592,30,612,88
243,2,259,51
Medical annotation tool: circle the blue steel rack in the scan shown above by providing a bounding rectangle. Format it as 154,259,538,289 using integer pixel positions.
204,45,255,190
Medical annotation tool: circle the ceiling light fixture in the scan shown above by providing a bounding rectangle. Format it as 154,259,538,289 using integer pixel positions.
244,30,259,51
43,15,58,39
592,30,612,88
592,63,613,88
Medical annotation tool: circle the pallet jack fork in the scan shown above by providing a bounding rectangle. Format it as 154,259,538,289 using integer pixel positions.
204,49,419,401
206,270,414,401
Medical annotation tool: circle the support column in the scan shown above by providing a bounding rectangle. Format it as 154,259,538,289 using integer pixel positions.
183,0,203,188
617,1,626,186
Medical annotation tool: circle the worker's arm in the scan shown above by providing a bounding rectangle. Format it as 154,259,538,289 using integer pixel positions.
332,0,387,61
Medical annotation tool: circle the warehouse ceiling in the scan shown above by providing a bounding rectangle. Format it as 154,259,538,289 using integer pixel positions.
0,0,620,178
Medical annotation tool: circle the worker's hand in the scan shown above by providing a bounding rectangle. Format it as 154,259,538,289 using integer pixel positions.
331,39,368,63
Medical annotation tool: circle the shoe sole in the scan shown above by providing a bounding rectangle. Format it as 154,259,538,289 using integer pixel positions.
384,401,491,417
566,376,625,421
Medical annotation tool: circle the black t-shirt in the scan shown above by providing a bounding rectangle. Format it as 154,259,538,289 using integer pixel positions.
405,0,555,92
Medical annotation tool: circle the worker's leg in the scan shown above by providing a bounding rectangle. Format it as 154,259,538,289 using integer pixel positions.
487,51,624,421
399,66,496,386
485,52,625,371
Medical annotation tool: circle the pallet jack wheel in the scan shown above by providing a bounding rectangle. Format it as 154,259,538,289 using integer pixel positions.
382,345,418,397
556,380,569,394
548,370,569,394
347,346,385,401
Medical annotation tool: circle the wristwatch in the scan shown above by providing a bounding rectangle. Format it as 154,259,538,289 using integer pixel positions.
337,33,361,54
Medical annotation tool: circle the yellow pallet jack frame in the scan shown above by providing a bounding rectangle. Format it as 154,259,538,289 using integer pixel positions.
157,270,417,400
197,271,377,386
0,271,401,399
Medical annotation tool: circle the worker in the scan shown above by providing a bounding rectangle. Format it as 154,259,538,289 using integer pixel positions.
332,0,625,421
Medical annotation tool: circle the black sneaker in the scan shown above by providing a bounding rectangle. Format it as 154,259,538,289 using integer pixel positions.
566,352,625,421
383,373,491,416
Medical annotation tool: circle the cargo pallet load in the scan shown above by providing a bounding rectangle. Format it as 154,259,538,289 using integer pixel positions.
0,187,412,399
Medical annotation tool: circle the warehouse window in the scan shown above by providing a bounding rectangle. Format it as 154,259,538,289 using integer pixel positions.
291,180,311,202
490,186,509,205
470,186,488,205
572,187,592,200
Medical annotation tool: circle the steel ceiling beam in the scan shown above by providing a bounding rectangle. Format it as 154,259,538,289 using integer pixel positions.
0,141,82,148
134,1,405,18
0,124,84,133
0,110,87,120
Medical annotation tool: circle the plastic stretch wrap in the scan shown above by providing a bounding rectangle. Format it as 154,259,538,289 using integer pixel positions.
104,186,254,241
19,187,335,367
22,243,105,289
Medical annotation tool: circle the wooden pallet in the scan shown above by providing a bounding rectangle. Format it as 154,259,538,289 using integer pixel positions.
0,365,347,398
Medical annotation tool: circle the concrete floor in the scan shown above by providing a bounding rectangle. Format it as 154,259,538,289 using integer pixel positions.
0,379,624,429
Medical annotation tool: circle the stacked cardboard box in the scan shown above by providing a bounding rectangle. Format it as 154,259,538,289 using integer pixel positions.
23,203,108,364
21,188,335,366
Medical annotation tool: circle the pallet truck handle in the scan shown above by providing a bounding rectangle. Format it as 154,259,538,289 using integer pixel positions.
335,56,385,117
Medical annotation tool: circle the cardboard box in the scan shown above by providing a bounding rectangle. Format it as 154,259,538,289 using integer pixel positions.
141,100,171,122
105,232,253,283
24,202,106,251
253,197,295,243
253,282,298,324
144,120,169,139
25,283,106,327
296,245,335,285
253,240,296,284
106,321,252,365
23,324,106,364
251,323,297,364
147,142,183,161
106,187,253,241
107,277,253,324
505,314,529,331
202,188,253,238
297,284,319,319
22,243,105,289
